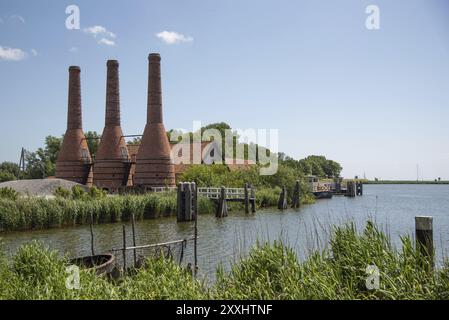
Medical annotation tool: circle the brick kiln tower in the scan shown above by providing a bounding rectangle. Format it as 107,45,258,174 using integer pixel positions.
134,53,175,187
55,66,93,185
93,60,132,192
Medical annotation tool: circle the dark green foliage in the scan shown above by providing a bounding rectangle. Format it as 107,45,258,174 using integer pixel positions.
84,131,101,157
0,162,19,182
53,186,71,199
0,187,19,201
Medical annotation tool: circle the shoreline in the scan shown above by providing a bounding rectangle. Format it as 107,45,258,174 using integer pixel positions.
364,181,449,185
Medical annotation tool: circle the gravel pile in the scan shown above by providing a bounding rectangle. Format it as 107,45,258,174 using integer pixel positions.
0,179,88,197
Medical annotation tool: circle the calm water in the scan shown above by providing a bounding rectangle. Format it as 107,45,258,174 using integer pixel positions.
1,185,449,278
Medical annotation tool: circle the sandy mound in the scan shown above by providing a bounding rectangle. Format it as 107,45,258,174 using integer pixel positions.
0,179,88,197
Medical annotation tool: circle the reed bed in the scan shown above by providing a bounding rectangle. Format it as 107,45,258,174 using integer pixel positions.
0,187,310,232
1,221,448,300
0,192,214,232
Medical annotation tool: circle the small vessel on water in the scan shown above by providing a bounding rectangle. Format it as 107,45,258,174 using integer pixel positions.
307,175,333,199
69,254,116,276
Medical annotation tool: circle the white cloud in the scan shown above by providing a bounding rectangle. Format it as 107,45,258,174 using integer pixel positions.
69,47,78,53
0,46,27,61
83,25,117,47
10,15,25,24
84,25,116,38
156,31,193,44
31,49,38,56
98,38,115,46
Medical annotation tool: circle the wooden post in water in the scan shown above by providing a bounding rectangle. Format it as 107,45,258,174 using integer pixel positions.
415,216,434,270
346,181,356,197
192,182,198,221
90,214,95,256
131,213,137,266
250,184,256,213
185,183,192,221
194,201,198,277
122,225,127,274
356,182,363,196
291,180,301,209
216,186,228,217
177,182,198,222
244,183,249,214
177,182,183,222
278,186,288,210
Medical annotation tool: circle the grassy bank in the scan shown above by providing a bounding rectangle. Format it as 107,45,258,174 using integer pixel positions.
0,187,313,232
1,221,448,300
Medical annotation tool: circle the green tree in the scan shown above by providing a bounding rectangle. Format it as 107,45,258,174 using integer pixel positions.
0,162,19,182
0,162,20,176
0,171,16,182
84,131,101,156
22,136,62,179
127,137,142,145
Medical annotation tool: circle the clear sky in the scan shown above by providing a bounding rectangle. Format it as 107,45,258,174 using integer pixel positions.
0,0,448,180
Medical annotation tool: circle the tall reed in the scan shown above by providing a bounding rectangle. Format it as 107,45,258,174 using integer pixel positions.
1,221,449,300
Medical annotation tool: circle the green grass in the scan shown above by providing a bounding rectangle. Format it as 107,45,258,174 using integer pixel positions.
0,192,214,232
1,221,448,300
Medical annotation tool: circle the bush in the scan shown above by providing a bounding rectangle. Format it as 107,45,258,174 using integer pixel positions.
53,187,71,199
71,185,87,200
0,187,19,201
0,170,16,183
88,186,107,199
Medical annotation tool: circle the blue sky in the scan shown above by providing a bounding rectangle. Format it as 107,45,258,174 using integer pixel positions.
0,0,448,180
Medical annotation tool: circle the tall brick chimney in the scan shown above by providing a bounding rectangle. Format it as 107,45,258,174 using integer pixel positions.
55,66,93,185
134,53,175,187
93,60,131,191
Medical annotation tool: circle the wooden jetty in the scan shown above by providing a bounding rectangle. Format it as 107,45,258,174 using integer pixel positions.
176,182,256,219
197,184,256,217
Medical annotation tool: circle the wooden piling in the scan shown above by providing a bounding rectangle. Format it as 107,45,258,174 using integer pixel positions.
250,184,256,213
177,183,183,222
415,216,434,269
278,186,288,210
216,186,228,217
346,181,356,197
356,182,363,196
192,182,198,221
131,213,137,266
291,180,301,209
185,183,192,221
194,204,198,277
89,214,95,256
177,182,198,222
244,183,249,214
122,225,127,274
